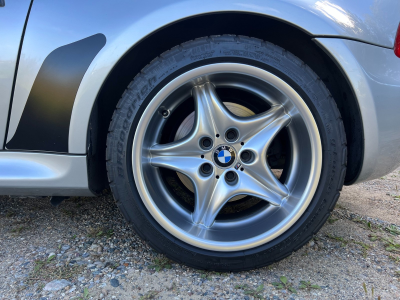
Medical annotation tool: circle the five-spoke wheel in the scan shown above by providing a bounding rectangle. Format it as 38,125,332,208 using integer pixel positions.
132,63,322,251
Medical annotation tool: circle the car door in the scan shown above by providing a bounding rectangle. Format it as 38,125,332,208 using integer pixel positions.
0,0,32,149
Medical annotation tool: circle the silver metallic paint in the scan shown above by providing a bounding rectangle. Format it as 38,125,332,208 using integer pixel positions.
0,152,93,196
2,0,399,194
6,0,399,152
0,0,31,149
316,38,400,182
288,0,399,48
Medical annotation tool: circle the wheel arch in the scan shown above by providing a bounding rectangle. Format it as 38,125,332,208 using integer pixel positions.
85,12,363,193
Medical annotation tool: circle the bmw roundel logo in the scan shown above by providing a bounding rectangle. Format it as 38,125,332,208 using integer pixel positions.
213,145,236,168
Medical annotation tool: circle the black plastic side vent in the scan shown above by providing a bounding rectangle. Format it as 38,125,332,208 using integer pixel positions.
6,33,106,152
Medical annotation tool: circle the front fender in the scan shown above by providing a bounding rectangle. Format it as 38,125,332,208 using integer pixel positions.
316,38,400,183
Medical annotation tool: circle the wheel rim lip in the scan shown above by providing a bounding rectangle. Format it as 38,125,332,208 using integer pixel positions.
132,63,322,252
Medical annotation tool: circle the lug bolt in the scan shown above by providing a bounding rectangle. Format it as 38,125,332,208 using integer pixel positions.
200,137,213,150
240,150,253,163
225,128,238,142
225,171,238,185
201,163,213,175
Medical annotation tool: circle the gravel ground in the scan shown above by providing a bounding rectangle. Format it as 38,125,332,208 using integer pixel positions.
1,169,400,300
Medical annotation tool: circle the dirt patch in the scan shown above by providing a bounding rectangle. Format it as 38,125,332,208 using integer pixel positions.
0,169,400,299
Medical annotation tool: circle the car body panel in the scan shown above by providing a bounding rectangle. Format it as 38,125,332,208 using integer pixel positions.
1,0,399,195
0,152,92,196
6,0,400,152
0,0,31,149
316,38,400,183
287,0,399,48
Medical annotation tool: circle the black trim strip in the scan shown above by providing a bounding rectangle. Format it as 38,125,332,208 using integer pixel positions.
3,0,33,149
313,35,394,49
6,33,106,152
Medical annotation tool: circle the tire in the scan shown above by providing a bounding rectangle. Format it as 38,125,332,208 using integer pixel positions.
106,35,347,271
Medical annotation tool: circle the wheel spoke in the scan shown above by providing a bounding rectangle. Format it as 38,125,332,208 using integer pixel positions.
238,105,291,142
237,171,285,206
245,163,289,198
192,83,291,144
192,170,285,228
191,175,220,227
240,107,291,198
192,82,236,136
150,137,203,158
191,82,218,139
151,83,220,158
150,155,204,180
192,176,231,228
151,150,222,228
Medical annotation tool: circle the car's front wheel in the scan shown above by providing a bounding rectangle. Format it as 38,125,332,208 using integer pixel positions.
106,35,347,271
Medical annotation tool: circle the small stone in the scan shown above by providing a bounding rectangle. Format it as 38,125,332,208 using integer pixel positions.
110,279,119,287
61,245,70,251
94,261,104,267
89,244,99,251
48,253,56,259
309,240,315,247
43,279,71,291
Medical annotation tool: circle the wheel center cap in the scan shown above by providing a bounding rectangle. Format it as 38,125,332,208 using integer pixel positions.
213,145,236,168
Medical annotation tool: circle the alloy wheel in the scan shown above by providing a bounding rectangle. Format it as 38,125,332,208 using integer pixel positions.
132,63,322,251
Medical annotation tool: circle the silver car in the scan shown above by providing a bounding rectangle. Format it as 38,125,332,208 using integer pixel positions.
1,0,400,271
